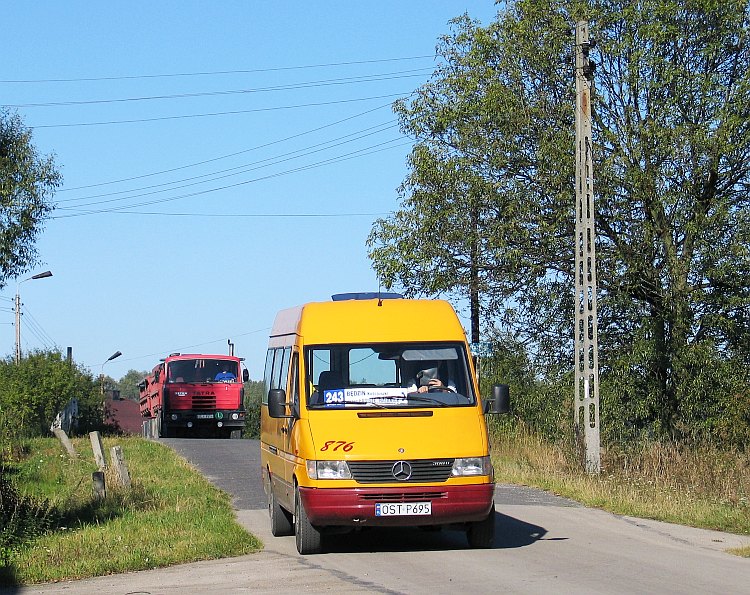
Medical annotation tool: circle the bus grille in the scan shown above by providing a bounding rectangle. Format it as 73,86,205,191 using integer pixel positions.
348,459,454,483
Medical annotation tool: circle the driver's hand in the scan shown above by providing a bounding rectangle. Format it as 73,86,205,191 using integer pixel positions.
419,379,444,392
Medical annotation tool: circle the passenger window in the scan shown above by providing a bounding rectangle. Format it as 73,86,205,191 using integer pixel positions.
277,347,291,392
263,349,277,404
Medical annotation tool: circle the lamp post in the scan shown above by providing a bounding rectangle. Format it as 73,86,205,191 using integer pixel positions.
100,350,122,395
14,270,53,364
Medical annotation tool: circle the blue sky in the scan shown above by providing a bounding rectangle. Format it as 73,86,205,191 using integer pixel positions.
1,2,500,381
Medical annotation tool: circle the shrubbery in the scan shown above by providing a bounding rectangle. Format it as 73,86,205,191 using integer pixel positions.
0,350,101,439
243,380,264,438
0,350,102,578
480,340,750,451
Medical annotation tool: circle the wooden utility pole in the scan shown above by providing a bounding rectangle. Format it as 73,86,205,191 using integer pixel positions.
574,21,601,474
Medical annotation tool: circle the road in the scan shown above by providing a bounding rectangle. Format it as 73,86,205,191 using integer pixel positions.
5,438,750,595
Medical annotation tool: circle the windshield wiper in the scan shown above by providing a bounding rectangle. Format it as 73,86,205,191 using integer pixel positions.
403,394,448,406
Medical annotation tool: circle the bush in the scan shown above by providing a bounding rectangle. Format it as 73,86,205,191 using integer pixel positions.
243,380,264,438
0,350,100,438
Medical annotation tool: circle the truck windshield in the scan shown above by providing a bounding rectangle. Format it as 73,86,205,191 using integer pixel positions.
168,359,239,383
305,342,475,409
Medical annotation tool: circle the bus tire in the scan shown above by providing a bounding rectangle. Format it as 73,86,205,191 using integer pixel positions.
294,486,322,555
466,504,495,549
269,489,293,537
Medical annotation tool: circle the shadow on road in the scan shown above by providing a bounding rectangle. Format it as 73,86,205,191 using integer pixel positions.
317,510,547,553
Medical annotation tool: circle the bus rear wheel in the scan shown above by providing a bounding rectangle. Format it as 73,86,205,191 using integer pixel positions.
269,489,293,536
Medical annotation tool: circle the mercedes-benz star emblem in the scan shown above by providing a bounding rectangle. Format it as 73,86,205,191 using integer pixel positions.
392,461,412,481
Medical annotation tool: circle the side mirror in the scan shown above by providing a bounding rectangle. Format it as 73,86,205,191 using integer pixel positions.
268,388,290,418
484,384,510,414
242,368,250,382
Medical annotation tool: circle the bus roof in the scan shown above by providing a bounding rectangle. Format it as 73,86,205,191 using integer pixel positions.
269,297,466,345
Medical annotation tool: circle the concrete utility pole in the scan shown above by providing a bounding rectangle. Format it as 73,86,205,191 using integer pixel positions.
574,21,601,474
14,270,53,364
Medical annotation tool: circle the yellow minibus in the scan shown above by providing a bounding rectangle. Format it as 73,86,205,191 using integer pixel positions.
261,293,509,554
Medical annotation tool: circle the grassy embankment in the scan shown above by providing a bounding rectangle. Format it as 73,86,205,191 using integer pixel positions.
4,427,748,587
490,425,750,557
1,436,261,586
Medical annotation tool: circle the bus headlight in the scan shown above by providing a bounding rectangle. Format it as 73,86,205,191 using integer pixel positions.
451,456,493,477
306,460,352,480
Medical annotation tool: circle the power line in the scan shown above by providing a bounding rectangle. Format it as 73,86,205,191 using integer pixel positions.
51,139,411,218
20,306,57,351
60,211,391,218
116,326,273,372
0,56,435,84
57,122,399,206
31,93,406,129
5,69,431,109
57,102,395,191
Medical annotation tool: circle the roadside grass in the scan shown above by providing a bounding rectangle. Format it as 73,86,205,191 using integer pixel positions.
1,436,261,586
489,424,750,557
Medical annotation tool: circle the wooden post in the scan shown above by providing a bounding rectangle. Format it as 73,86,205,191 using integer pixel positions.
110,445,131,489
89,431,107,470
92,471,106,500
53,428,77,457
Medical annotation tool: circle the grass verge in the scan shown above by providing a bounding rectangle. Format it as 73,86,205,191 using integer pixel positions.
489,424,750,557
1,436,261,586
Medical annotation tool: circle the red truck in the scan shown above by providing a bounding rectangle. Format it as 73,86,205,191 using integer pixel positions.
139,353,249,438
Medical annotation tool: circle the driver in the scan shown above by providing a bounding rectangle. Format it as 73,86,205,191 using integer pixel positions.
405,365,456,394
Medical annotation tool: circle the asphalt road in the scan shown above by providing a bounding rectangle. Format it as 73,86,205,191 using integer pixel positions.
5,438,750,595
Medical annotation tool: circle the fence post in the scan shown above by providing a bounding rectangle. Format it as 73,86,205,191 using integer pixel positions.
53,428,77,457
92,471,106,500
110,445,131,489
89,431,107,470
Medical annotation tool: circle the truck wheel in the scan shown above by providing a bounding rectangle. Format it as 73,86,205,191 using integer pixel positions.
159,414,171,438
269,489,293,536
466,504,495,548
294,486,322,554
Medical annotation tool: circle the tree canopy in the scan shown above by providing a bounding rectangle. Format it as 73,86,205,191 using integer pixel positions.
368,0,750,445
0,110,60,290
116,369,150,401
0,350,100,438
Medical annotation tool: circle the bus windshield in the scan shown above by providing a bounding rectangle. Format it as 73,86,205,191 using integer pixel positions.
305,342,475,409
168,359,239,383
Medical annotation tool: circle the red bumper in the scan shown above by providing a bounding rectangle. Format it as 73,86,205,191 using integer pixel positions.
299,483,494,527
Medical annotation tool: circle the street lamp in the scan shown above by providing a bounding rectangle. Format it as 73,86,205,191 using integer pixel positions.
15,270,53,364
100,350,122,395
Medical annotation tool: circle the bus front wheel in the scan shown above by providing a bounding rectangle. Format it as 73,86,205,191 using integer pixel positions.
294,486,322,555
466,504,496,548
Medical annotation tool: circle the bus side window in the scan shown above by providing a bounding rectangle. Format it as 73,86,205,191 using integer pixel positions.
263,349,277,405
290,351,300,417
277,347,291,394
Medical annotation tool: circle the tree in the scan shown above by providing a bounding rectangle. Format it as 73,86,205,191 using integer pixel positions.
116,369,149,402
368,0,750,444
0,350,100,437
0,110,61,289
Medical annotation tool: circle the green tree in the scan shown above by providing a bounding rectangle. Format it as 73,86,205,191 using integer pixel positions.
0,110,61,288
243,380,264,438
369,0,750,444
0,350,100,437
116,369,149,402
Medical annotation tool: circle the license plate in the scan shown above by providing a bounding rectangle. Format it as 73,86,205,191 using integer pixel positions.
196,414,213,419
375,502,431,516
